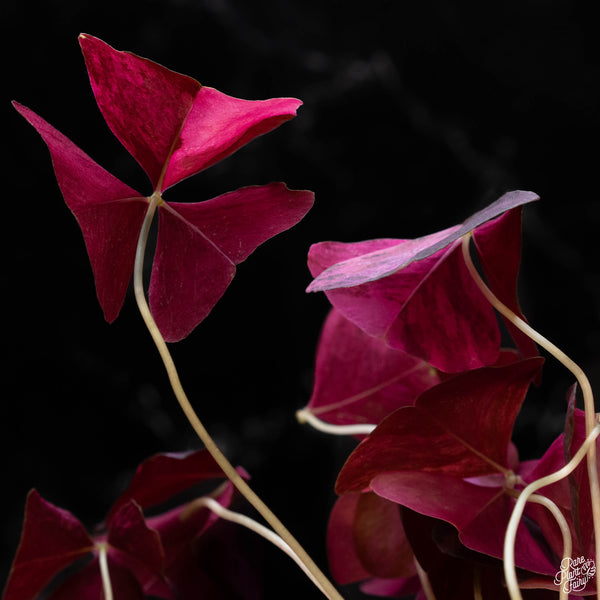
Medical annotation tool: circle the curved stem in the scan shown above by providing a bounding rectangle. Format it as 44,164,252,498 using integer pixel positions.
133,193,344,600
461,234,600,598
503,422,600,599
185,496,328,596
414,558,436,600
296,409,376,436
527,494,572,600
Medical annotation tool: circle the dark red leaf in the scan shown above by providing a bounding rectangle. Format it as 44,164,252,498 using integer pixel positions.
353,493,416,579
109,450,226,519
2,490,93,600
107,501,165,582
336,357,544,493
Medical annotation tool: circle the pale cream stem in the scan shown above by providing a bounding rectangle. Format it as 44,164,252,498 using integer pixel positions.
185,496,328,596
133,193,344,600
527,494,572,600
98,542,113,600
503,423,600,599
461,233,600,599
414,558,437,600
473,568,482,600
296,409,376,436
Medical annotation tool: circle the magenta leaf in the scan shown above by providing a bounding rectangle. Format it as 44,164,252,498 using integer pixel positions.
335,357,544,493
149,183,314,341
472,207,539,361
12,102,148,324
14,35,313,341
309,236,500,371
306,308,440,428
307,191,538,372
79,34,302,191
2,490,94,600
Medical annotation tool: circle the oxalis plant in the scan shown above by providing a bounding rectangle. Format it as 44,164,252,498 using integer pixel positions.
5,34,600,600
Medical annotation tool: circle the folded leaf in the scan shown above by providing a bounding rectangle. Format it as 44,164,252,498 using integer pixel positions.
79,34,302,191
307,191,539,372
308,191,538,292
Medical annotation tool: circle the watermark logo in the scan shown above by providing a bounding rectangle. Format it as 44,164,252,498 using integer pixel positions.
554,556,596,593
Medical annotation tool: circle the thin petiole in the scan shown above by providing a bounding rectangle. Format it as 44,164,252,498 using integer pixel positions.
461,233,600,600
98,542,113,600
503,422,600,599
183,496,328,596
296,409,376,436
132,192,344,600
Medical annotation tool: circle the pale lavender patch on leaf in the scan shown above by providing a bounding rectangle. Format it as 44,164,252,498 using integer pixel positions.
307,190,538,292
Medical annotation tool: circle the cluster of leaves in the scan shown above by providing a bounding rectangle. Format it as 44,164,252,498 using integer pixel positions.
13,34,313,342
302,194,598,597
3,450,261,600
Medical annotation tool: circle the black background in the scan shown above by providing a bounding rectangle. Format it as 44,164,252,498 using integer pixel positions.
3,1,600,598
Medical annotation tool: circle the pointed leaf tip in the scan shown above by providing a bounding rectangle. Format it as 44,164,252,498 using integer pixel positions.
78,34,304,191
149,183,314,342
3,490,93,600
